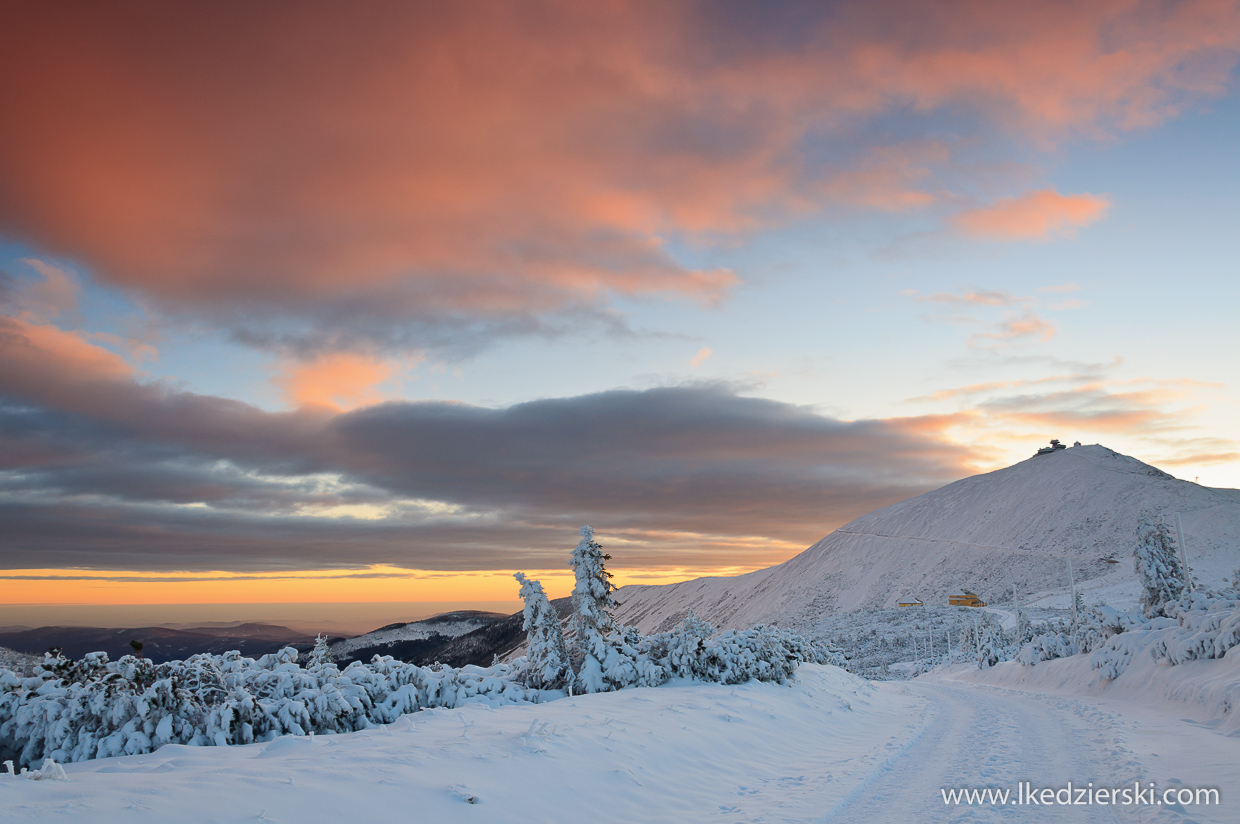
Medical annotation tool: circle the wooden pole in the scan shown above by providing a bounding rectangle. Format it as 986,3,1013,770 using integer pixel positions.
1068,558,1077,631
1175,513,1194,592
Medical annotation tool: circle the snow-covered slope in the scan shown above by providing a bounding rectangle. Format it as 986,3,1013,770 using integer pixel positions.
0,646,37,676
329,610,505,659
614,445,1240,638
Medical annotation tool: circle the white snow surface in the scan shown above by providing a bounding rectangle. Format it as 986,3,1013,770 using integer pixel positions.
935,643,1240,734
1,666,913,822
6,659,1238,822
613,445,1240,639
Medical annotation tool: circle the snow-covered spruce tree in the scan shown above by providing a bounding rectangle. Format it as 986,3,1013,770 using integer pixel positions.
1070,590,1086,635
1133,513,1187,618
514,572,571,690
309,634,334,666
974,615,1008,669
568,526,637,692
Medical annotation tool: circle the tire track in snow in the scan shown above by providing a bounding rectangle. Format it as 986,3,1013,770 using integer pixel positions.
815,681,1136,823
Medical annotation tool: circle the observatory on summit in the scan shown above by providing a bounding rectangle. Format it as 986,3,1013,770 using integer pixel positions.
1035,439,1069,455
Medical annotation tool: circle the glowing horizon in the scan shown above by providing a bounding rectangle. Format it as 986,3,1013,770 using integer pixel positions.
2,1,1239,629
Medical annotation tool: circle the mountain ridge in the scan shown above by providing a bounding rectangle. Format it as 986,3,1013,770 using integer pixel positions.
611,444,1240,639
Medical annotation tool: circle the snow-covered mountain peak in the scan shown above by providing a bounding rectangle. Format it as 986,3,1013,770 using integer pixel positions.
612,444,1240,639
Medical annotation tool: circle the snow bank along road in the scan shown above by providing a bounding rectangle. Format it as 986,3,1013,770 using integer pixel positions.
3,665,1236,823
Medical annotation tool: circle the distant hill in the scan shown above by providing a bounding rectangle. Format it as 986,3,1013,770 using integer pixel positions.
612,444,1240,639
326,604,585,668
0,622,321,664
328,610,518,667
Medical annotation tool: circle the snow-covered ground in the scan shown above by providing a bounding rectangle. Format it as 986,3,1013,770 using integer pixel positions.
1,666,918,823
5,658,1238,822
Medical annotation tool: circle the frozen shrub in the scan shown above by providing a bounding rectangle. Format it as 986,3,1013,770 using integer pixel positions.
0,648,536,769
1017,630,1077,667
1090,632,1149,681
1,527,837,769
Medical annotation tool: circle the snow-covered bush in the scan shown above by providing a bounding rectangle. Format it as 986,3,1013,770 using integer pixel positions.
1087,619,1170,680
641,612,842,685
1074,603,1141,654
1088,585,1240,679
1150,590,1240,665
0,648,537,770
3,526,838,770
1016,627,1076,667
818,605,1034,678
1134,513,1187,617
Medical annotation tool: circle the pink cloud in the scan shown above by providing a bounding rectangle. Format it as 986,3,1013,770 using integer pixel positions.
954,189,1111,240
277,353,400,411
689,347,713,368
970,312,1058,347
0,1,1234,342
917,289,1025,307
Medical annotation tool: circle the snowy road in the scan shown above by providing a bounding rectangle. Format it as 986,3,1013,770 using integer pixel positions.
3,666,1236,823
821,679,1237,824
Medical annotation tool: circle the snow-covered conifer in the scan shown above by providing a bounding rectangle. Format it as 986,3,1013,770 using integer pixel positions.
569,526,621,693
309,634,334,667
1133,513,1187,617
514,572,571,689
974,617,1005,669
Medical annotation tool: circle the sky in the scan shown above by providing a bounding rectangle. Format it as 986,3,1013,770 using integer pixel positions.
1,0,1238,632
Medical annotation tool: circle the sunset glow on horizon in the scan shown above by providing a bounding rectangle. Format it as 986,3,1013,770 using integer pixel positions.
2,1,1239,631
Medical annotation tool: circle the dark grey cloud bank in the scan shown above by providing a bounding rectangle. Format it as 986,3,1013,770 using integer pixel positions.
0,324,977,570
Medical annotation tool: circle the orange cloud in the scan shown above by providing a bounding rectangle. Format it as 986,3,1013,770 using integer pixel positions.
973,379,1217,440
277,353,400,411
689,347,713,368
970,312,1058,346
0,1,1234,344
954,189,1111,240
897,372,1238,486
917,288,1024,306
0,315,133,391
